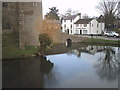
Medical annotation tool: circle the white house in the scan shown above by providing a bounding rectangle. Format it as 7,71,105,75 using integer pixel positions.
61,13,81,35
74,18,105,35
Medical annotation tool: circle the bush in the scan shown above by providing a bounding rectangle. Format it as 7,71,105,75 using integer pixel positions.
39,33,52,49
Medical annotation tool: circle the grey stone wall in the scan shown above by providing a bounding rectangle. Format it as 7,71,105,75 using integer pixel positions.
18,2,43,48
2,2,19,32
2,2,43,48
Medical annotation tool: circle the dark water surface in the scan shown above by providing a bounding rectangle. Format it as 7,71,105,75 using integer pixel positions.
2,43,120,88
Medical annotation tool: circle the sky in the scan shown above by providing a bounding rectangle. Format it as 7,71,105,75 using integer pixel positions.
42,0,102,18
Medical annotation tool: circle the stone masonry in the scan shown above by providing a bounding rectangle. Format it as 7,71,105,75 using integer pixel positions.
2,2,43,48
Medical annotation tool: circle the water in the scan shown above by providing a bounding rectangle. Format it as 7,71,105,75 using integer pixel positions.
2,43,120,88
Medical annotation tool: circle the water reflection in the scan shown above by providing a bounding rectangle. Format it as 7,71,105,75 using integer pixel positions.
2,56,54,88
70,45,119,81
94,46,119,81
3,44,119,88
40,56,54,75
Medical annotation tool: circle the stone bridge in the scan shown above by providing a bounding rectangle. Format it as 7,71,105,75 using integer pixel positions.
51,33,87,44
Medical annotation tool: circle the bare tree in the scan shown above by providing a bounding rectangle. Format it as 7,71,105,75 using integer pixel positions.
65,8,78,16
82,13,89,19
96,0,119,30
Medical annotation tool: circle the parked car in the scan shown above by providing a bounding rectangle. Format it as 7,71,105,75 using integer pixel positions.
104,31,119,37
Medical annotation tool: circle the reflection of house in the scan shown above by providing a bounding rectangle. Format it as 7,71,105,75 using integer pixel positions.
85,46,105,55
61,13,81,35
72,49,81,57
74,18,105,35
2,2,43,48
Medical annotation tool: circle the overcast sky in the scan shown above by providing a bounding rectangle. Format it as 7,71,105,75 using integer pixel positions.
42,0,102,18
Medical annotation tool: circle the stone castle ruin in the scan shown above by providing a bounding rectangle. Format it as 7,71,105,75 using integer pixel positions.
2,2,43,48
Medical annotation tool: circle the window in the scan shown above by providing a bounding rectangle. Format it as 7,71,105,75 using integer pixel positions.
71,24,72,29
64,20,66,22
71,20,72,22
76,30,79,34
84,24,87,27
80,24,82,27
3,24,11,30
71,30,72,33
83,30,87,34
92,24,93,27
97,24,99,27
64,24,66,28
33,3,37,7
76,24,79,27
3,2,8,7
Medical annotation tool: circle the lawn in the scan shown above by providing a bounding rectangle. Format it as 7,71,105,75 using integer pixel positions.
2,33,39,59
83,38,120,45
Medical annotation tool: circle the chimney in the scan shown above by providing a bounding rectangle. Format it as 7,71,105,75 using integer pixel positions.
77,13,81,19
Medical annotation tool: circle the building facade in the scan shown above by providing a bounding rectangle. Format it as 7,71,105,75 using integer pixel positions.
74,18,105,35
61,14,105,35
2,2,43,48
61,13,81,35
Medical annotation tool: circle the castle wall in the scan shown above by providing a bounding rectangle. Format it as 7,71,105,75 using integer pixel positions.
2,2,43,48
2,2,19,32
18,2,43,48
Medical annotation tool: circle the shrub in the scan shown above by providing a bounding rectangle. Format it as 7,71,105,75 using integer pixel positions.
39,33,52,49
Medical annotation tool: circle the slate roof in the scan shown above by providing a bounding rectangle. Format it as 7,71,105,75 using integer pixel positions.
74,19,93,24
63,15,78,20
97,15,104,23
43,20,61,24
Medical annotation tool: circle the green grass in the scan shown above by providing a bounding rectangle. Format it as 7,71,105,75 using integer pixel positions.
83,38,120,45
2,33,39,59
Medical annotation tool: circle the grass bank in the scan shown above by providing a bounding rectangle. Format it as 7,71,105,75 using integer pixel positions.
2,33,39,59
82,38,120,46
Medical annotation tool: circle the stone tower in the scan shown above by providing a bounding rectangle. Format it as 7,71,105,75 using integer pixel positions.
2,2,43,48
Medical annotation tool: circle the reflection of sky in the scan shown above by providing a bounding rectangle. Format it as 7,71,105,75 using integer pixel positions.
46,51,118,88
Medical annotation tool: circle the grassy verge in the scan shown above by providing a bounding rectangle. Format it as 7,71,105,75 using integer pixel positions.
3,46,39,59
82,38,120,45
2,33,39,59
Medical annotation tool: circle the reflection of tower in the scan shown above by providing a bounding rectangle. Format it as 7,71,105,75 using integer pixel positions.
118,47,120,90
40,56,54,75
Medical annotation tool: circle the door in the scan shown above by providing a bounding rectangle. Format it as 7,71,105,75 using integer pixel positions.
80,30,82,34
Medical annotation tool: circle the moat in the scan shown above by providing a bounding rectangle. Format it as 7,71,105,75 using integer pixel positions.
2,43,120,88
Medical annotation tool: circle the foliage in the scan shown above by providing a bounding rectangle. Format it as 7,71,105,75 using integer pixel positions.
39,33,52,49
65,8,78,16
45,7,60,20
82,13,89,19
96,0,119,30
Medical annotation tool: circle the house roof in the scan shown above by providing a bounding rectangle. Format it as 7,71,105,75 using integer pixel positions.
43,20,61,24
97,15,104,23
63,15,78,20
74,19,93,24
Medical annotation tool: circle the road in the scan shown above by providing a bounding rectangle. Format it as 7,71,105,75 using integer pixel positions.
77,35,120,41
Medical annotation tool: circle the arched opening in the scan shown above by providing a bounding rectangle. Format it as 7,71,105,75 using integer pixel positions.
66,39,72,47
